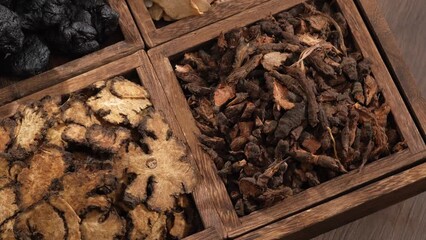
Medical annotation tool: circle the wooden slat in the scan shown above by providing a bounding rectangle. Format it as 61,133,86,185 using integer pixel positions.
149,52,240,237
0,52,143,118
136,52,225,235
236,150,426,240
356,0,426,138
0,0,144,106
336,0,425,152
148,0,306,56
183,228,221,240
127,0,270,47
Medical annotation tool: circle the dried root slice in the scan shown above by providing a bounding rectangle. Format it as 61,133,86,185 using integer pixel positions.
14,202,66,240
59,169,112,215
261,52,290,71
0,218,15,240
0,119,15,153
0,187,18,226
17,147,66,209
110,77,150,99
129,204,167,240
272,80,295,111
124,112,198,211
80,210,126,240
62,100,100,128
0,156,12,188
49,196,81,240
169,211,192,239
41,96,62,120
9,105,48,160
152,0,211,20
86,125,131,153
291,149,347,173
62,124,87,145
364,75,379,106
45,122,67,148
87,78,152,127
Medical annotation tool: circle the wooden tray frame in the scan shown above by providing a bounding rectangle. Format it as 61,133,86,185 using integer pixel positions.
355,0,426,139
0,51,222,240
126,0,270,47
0,0,144,106
147,0,426,238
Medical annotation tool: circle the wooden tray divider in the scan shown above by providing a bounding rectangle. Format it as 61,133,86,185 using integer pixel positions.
126,0,271,47
147,0,426,237
0,0,144,106
355,0,426,139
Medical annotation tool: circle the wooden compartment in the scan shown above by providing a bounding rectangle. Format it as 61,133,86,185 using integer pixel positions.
0,0,143,107
355,0,426,139
126,0,270,47
0,51,222,240
147,0,426,238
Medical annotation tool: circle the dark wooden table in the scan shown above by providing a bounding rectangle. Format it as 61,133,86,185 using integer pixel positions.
315,0,426,239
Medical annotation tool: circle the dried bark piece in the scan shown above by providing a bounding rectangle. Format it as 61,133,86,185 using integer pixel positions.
17,147,66,209
175,64,204,83
60,169,112,215
226,54,263,85
259,187,293,206
275,103,306,139
80,210,126,240
291,149,347,173
301,133,321,154
14,202,66,240
307,51,335,77
213,83,236,107
0,187,18,226
0,119,14,153
49,196,81,240
123,112,197,211
298,33,323,46
234,39,254,68
269,71,305,98
352,81,365,104
129,204,167,240
306,15,329,31
87,78,152,127
341,57,359,81
152,0,211,20
86,125,131,153
62,100,100,128
272,80,295,111
9,105,48,160
62,123,87,145
364,75,379,106
257,160,287,187
239,177,263,197
261,52,290,71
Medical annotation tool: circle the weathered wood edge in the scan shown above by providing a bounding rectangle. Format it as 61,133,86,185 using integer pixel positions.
183,227,221,240
0,0,144,106
136,51,226,237
355,0,426,138
126,0,269,47
236,150,426,240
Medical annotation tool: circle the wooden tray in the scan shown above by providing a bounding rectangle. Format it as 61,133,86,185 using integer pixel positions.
147,0,426,238
126,0,270,47
0,50,223,240
0,0,143,107
355,0,426,139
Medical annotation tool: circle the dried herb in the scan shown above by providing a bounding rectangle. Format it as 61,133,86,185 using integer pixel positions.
175,1,405,215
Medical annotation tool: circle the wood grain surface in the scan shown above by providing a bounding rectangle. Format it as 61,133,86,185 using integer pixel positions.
314,0,426,239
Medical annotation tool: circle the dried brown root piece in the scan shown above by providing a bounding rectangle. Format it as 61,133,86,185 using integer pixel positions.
87,77,152,127
62,99,100,128
17,147,67,209
86,124,131,153
40,96,62,120
0,119,15,153
0,156,13,189
49,196,81,240
62,123,87,145
14,202,66,240
169,210,192,239
0,218,15,240
124,112,198,211
0,187,18,226
80,210,126,240
9,104,48,160
275,103,306,139
59,168,113,215
290,149,347,173
45,122,67,148
128,204,167,240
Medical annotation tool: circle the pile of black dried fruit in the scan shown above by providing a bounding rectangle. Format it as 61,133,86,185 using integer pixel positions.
175,1,406,216
0,0,119,77
0,77,201,239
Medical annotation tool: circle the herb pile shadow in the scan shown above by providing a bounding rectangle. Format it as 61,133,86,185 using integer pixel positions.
175,1,406,216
